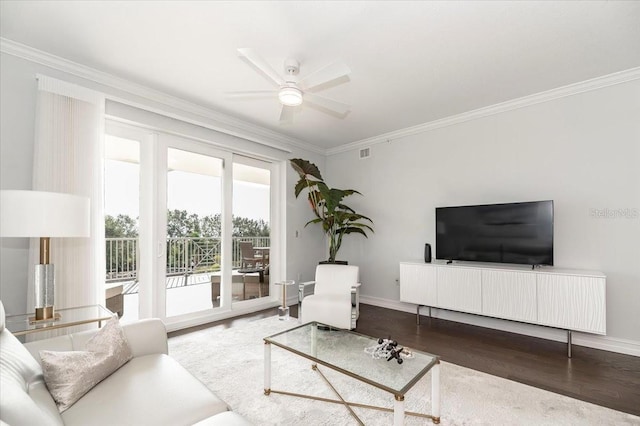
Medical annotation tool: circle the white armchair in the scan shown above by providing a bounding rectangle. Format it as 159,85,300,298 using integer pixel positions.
298,264,361,330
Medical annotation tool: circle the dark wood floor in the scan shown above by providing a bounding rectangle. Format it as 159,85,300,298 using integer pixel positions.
170,303,640,417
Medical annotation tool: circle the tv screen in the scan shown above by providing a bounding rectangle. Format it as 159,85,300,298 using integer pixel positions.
436,200,553,266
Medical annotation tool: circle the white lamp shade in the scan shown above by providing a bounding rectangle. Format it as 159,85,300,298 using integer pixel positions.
0,190,90,238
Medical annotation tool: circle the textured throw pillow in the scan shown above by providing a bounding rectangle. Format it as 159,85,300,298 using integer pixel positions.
40,317,133,412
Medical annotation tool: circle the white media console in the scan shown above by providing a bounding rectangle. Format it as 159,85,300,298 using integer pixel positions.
399,260,606,357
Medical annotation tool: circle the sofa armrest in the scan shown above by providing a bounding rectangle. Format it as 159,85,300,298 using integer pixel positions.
122,318,168,357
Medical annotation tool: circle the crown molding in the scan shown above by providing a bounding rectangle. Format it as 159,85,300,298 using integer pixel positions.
327,67,640,156
1,37,325,155
4,37,638,158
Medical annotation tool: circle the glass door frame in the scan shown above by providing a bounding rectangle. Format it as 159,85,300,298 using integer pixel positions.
105,119,285,330
104,121,154,321
157,133,233,325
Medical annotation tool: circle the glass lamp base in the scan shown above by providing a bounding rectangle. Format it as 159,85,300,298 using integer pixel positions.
278,306,290,321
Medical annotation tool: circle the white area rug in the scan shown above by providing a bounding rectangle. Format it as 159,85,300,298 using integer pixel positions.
168,317,639,425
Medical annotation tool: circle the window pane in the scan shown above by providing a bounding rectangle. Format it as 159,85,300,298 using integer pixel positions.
104,135,140,322
232,161,271,304
166,148,223,317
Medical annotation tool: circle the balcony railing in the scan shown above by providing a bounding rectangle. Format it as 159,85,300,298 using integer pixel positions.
106,236,270,283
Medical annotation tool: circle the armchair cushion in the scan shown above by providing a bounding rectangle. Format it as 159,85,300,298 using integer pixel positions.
39,318,133,412
301,294,353,329
314,264,359,295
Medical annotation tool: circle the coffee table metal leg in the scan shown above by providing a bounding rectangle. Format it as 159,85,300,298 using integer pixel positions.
311,324,317,357
394,395,405,425
432,360,440,424
264,341,271,395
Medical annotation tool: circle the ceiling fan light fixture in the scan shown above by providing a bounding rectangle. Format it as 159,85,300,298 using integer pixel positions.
278,86,303,106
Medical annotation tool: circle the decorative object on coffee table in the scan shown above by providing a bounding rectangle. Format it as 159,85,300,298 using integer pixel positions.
364,338,415,364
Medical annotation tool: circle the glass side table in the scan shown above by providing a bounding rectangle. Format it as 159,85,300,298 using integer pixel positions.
5,304,115,336
275,280,296,320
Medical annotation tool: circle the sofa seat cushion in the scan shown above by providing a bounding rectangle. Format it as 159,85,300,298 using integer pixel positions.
61,353,229,426
192,411,254,426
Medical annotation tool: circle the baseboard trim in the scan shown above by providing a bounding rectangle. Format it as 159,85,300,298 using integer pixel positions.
166,299,280,332
359,295,640,357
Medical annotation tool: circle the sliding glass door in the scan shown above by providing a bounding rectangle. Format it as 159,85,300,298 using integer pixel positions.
105,120,280,328
159,136,232,321
163,147,225,317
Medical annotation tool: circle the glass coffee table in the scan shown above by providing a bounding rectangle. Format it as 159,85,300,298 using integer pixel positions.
264,322,441,425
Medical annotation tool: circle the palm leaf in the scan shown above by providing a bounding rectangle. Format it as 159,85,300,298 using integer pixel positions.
290,158,323,181
339,227,370,237
294,179,314,198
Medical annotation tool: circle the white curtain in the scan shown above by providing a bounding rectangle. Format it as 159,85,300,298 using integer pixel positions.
28,75,105,313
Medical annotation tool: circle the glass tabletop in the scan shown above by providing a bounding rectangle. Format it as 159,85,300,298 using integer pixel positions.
5,305,115,336
264,322,439,395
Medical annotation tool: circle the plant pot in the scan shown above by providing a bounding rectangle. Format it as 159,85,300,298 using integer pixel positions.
319,260,348,265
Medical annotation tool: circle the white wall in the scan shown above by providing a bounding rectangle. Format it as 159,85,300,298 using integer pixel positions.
0,54,36,314
3,47,638,353
0,52,325,315
326,79,640,350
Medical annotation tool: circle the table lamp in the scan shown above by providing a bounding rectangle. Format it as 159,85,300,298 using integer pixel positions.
0,190,90,321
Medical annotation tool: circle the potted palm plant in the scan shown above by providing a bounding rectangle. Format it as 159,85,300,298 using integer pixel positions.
290,158,373,263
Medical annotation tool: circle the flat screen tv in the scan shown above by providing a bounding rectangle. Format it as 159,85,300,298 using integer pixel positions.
436,200,553,266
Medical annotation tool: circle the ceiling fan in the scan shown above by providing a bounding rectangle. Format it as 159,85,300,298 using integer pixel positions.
235,48,351,123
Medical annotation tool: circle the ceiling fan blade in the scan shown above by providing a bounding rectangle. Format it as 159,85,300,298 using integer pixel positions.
237,48,285,87
300,62,351,91
304,93,351,116
224,90,277,98
279,105,295,124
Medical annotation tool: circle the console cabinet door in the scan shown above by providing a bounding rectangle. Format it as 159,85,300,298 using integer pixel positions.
437,267,482,313
537,274,606,334
399,263,437,306
482,270,537,323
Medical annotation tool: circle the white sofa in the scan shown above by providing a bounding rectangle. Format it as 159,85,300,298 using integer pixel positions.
0,302,251,426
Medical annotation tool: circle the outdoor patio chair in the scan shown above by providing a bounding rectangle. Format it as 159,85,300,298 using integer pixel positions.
239,241,264,268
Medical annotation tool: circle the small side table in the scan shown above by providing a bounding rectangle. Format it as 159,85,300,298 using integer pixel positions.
275,280,296,320
5,305,115,337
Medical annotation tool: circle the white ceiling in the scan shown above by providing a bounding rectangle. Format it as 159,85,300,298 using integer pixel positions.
1,1,639,151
